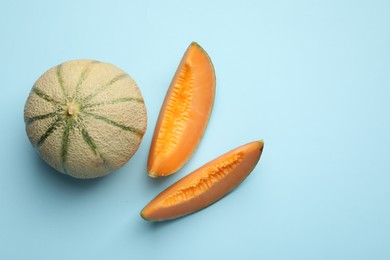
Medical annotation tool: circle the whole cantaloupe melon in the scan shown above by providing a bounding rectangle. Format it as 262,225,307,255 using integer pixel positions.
24,60,147,179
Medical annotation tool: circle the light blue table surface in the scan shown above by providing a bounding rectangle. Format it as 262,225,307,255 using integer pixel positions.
1,1,389,259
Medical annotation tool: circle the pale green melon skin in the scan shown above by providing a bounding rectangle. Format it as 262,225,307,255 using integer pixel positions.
24,60,147,178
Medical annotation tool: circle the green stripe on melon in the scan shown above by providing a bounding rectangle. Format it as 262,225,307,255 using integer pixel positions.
24,60,147,178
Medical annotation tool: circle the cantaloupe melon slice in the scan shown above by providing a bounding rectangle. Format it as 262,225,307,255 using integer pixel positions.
24,60,147,179
148,42,216,177
141,140,264,221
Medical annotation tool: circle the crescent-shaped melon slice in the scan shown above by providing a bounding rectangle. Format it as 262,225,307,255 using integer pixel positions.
148,42,216,177
141,140,264,221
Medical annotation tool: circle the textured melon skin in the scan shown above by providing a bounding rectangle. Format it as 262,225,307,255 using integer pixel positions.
24,60,147,178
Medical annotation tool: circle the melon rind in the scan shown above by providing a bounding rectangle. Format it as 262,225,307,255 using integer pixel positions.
24,60,147,179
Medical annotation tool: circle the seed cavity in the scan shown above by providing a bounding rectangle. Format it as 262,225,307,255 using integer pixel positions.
155,63,194,154
162,152,244,206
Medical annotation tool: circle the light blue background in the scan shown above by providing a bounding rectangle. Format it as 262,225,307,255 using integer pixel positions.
1,0,389,259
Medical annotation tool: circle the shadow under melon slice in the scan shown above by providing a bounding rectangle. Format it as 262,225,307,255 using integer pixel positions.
141,140,264,221
147,42,216,177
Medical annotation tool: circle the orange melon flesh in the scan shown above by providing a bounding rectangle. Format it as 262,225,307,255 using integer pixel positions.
148,42,216,177
141,140,264,221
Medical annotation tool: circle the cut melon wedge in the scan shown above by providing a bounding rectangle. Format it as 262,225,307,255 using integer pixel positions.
148,42,216,177
141,140,264,221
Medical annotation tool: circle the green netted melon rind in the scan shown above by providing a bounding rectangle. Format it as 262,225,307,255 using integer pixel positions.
24,60,147,178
